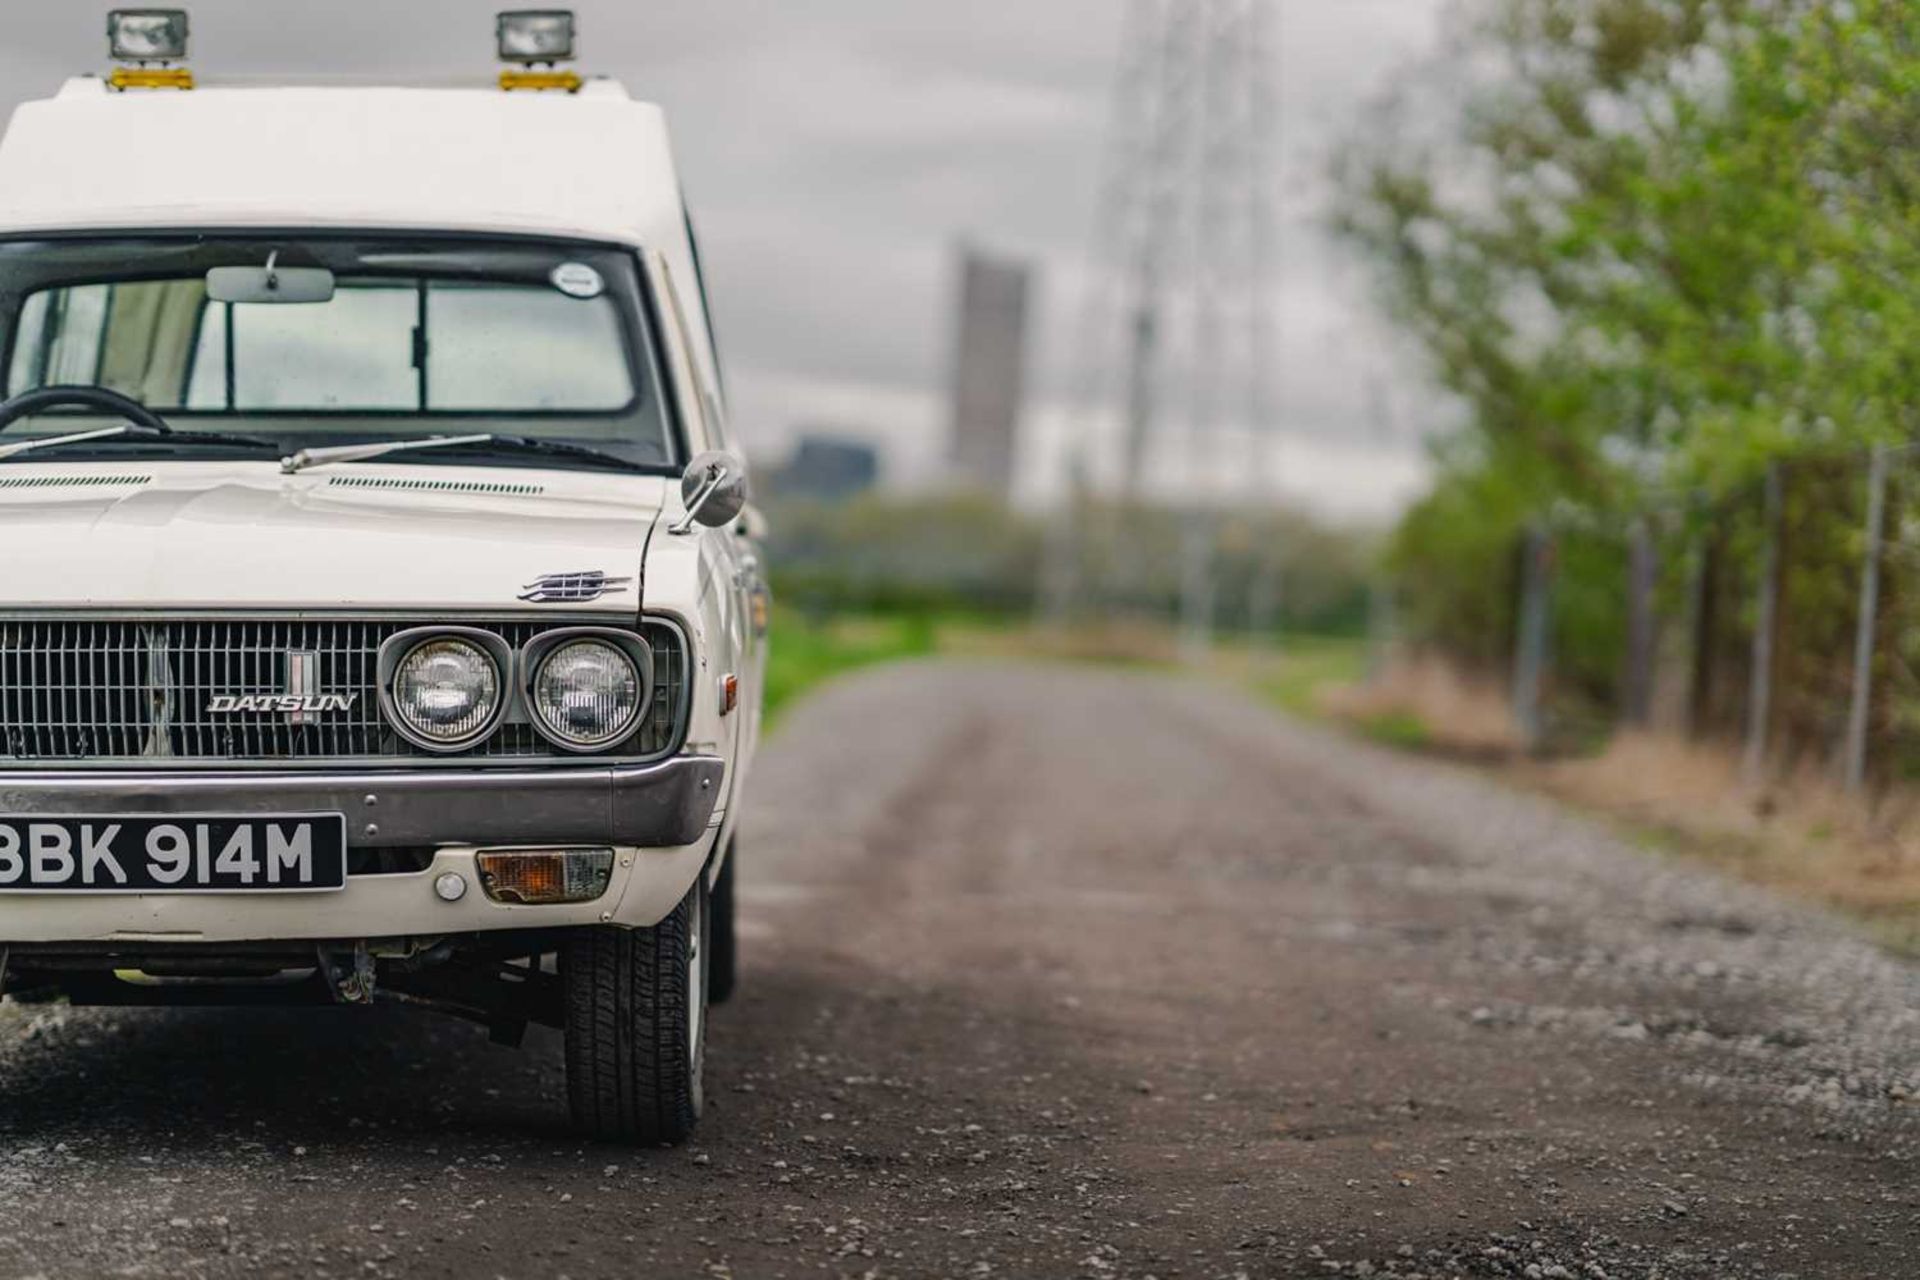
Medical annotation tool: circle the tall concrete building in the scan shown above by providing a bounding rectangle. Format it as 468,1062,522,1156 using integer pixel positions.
946,247,1034,499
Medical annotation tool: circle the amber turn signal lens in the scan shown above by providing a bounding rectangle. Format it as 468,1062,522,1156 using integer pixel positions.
476,848,614,905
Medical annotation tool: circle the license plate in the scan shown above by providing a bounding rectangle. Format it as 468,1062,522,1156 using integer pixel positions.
0,815,347,893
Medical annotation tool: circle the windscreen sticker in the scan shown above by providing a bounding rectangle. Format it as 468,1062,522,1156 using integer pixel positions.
551,262,606,299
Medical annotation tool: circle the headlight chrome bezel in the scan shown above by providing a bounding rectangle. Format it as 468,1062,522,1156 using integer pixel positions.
377,627,514,754
521,627,655,754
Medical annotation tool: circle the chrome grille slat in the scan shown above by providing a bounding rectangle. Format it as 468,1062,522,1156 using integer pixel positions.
0,617,685,764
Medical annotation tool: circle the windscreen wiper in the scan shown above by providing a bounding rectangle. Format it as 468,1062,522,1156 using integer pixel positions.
281,433,645,475
0,424,277,462
475,434,649,473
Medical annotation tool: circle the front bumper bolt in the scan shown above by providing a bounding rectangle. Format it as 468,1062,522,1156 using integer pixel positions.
433,872,468,903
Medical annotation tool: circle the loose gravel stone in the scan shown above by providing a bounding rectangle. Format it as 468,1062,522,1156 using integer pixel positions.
0,662,1909,1278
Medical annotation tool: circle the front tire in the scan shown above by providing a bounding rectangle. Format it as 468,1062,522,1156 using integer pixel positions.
562,879,707,1144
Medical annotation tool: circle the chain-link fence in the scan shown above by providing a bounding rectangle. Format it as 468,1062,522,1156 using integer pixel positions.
1490,445,1920,793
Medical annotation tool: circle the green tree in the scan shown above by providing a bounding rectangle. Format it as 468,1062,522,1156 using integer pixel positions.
1339,0,1920,711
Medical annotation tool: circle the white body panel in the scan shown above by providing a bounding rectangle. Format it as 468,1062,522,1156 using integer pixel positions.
0,841,711,944
0,454,734,939
0,77,761,944
0,461,663,612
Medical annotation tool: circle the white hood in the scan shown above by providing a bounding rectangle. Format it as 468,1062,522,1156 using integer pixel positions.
0,461,666,612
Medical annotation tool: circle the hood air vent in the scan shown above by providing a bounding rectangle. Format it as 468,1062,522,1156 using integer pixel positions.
0,474,152,491
327,475,547,498
519,570,636,604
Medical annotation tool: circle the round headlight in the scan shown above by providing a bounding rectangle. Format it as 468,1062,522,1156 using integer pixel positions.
392,637,502,748
532,640,643,749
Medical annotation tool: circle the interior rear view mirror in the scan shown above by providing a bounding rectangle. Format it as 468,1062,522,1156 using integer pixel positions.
207,255,336,305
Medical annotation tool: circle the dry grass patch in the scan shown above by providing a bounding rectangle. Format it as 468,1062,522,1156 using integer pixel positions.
1532,734,1920,950
1320,656,1520,757
1304,658,1920,954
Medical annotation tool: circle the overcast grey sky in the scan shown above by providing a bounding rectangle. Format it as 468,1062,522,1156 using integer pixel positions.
0,1,1450,521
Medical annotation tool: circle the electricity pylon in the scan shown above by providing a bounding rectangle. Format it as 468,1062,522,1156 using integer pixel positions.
1044,0,1280,652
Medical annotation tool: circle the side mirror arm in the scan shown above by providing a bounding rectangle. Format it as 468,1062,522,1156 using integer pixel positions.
670,450,749,534
669,463,733,536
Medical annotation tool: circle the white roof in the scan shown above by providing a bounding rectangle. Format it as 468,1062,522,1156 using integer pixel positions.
0,76,725,412
0,78,686,249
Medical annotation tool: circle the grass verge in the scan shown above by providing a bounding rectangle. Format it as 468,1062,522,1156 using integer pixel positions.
764,609,944,727
764,610,1218,730
1238,635,1370,717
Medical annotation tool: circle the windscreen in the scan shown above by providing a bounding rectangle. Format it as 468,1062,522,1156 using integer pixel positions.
0,235,677,470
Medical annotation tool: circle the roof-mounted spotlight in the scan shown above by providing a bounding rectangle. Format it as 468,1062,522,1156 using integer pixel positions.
107,9,193,90
498,10,581,93
498,10,574,62
109,7,188,59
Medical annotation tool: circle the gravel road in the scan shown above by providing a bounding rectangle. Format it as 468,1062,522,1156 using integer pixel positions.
0,661,1913,1279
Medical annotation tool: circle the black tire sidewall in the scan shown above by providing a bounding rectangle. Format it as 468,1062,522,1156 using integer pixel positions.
687,875,708,1119
708,841,738,1005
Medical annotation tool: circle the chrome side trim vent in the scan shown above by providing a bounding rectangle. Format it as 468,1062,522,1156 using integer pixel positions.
519,570,635,604
326,475,547,498
0,474,152,490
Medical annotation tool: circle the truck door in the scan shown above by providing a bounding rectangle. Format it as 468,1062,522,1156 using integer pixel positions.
649,255,755,804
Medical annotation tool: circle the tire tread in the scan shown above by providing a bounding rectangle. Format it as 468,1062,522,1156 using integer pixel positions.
563,887,702,1144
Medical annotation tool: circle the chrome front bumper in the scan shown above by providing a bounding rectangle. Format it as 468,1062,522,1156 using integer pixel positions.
0,755,727,850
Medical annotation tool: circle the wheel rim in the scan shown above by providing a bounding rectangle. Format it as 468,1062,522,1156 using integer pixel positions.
687,884,706,1062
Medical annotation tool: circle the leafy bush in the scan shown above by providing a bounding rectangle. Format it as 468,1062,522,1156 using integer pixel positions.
1342,0,1920,734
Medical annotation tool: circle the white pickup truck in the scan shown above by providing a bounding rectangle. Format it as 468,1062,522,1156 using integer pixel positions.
0,10,766,1144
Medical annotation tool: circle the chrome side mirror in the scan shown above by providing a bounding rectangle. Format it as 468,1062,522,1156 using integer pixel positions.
670,450,748,534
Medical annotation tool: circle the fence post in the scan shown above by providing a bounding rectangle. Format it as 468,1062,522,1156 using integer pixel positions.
1844,445,1889,792
1513,525,1553,753
1178,514,1217,664
1743,464,1784,784
1622,517,1658,727
1686,530,1718,738
1038,475,1083,630
1248,553,1283,647
1366,578,1395,685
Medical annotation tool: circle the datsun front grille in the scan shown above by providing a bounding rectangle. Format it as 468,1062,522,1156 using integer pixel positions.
0,617,685,765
